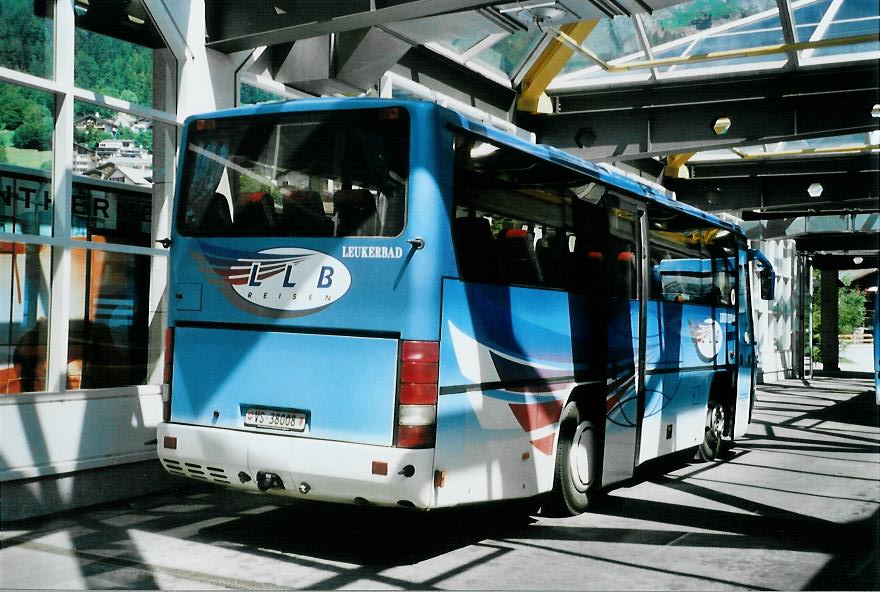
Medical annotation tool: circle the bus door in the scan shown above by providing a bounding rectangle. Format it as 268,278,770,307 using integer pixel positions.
733,244,755,438
602,198,647,486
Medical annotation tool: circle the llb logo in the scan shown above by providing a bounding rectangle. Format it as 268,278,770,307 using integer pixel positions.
197,244,351,315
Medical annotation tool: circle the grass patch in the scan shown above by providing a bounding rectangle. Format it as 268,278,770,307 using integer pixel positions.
3,147,52,170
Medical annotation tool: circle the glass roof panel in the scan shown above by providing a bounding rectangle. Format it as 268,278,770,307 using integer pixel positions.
384,12,506,55
583,16,642,62
553,60,652,89
562,17,645,74
640,0,778,47
690,133,877,162
795,0,879,42
655,13,787,73
792,0,833,41
798,0,880,60
764,133,875,153
469,28,543,78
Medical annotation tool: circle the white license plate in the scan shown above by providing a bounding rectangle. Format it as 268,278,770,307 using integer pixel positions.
244,408,307,432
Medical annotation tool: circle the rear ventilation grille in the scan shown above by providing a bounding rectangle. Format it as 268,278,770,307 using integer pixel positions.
162,459,230,484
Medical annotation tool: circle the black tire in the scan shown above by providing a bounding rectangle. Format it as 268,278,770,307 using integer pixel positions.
697,400,726,461
545,401,600,517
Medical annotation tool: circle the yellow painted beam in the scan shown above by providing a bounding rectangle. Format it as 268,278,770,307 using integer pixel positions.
517,20,598,114
740,144,880,159
664,152,695,179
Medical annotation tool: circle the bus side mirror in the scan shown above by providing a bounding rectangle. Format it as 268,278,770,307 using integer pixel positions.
760,268,775,300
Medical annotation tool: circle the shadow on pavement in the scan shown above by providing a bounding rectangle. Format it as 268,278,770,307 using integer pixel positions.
197,498,537,568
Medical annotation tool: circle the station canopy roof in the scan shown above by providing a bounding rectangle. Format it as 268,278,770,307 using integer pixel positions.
385,0,879,94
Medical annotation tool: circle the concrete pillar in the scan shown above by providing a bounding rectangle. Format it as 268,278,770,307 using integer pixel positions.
820,269,839,371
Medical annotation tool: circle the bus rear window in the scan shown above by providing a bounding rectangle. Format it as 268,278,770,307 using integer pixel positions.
177,108,408,237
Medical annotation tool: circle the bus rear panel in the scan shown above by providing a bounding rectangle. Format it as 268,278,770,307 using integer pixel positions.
159,101,450,508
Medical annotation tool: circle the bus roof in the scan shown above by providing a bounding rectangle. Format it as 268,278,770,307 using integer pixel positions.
186,97,745,238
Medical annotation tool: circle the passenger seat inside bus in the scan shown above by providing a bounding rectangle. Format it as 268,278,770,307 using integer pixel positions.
334,189,379,236
498,228,542,286
234,192,275,234
617,251,637,297
536,234,571,289
453,216,501,283
281,189,333,236
200,192,232,231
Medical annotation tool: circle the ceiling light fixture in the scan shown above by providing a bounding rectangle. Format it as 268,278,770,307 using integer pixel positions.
713,117,731,135
807,182,823,198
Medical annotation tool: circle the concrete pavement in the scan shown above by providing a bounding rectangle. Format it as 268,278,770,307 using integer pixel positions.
2,376,878,590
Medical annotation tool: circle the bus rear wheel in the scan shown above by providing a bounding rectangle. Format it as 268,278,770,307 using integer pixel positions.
546,401,599,516
697,400,726,461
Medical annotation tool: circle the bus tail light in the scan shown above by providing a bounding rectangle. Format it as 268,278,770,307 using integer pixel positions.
396,341,439,449
163,328,174,422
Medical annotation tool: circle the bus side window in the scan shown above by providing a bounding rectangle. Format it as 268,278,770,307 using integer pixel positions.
453,216,501,283
334,189,378,236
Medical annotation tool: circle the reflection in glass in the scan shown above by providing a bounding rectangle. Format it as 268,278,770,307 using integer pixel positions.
72,183,152,247
178,108,409,238
587,17,642,62
74,101,153,186
74,0,170,108
69,247,150,389
563,17,644,74
641,0,777,47
0,82,55,201
471,29,543,78
240,83,287,105
655,12,785,73
0,168,53,236
0,242,51,394
0,0,54,79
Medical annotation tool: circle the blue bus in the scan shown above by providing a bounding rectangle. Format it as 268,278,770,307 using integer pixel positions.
157,98,772,515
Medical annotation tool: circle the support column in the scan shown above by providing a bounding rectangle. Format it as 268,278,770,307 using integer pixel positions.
820,269,839,371
793,255,807,378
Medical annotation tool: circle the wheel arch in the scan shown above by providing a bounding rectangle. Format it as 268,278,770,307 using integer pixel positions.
554,381,606,478
709,370,736,437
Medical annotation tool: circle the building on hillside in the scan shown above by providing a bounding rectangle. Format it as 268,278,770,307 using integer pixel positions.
75,113,117,134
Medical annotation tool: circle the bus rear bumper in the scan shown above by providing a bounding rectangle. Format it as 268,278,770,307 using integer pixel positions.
157,423,435,508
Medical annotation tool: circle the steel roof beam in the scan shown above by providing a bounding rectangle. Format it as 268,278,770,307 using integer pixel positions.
666,157,879,214
549,63,878,113
524,65,880,162
205,0,499,53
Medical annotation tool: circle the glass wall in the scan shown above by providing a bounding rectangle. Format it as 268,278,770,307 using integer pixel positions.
0,241,51,393
0,0,176,395
0,0,54,79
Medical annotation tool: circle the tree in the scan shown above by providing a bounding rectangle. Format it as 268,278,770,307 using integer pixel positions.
13,104,53,150
810,271,868,361
135,130,153,151
839,287,866,335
